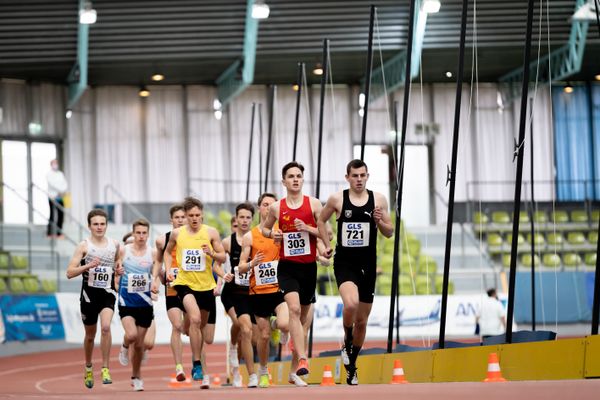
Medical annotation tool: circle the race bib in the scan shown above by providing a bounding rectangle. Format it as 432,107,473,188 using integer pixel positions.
88,266,111,288
341,222,370,247
283,231,311,257
234,267,250,287
127,273,150,293
254,261,278,286
182,249,206,272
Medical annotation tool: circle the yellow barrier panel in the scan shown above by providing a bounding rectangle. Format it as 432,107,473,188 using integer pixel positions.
432,345,499,382
382,351,434,383
584,335,600,378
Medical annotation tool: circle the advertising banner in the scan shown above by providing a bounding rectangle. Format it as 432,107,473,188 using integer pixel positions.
0,295,65,341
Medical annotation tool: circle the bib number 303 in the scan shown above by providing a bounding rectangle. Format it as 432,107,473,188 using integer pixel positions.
283,231,310,257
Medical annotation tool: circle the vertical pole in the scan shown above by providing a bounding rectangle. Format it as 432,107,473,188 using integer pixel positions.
387,0,416,354
245,103,256,201
264,86,276,193
315,39,329,200
258,103,264,193
438,0,470,349
592,215,600,335
529,99,536,331
360,5,376,161
292,62,304,160
505,0,536,343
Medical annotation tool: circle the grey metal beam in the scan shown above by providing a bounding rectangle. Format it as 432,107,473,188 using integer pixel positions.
67,0,89,109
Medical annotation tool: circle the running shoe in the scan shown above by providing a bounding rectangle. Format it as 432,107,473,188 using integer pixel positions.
296,358,309,376
84,367,94,389
232,368,243,388
201,374,210,389
192,364,204,381
288,373,308,387
270,328,281,346
118,345,129,366
132,377,144,391
346,365,358,385
175,364,186,382
259,373,270,388
341,344,351,367
247,373,258,388
101,367,112,384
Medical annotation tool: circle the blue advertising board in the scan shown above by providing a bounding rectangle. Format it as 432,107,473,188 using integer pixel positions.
0,295,65,341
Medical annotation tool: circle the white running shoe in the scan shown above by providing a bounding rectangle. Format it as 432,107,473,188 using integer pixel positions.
175,364,186,382
341,345,350,367
201,374,210,389
247,373,259,388
232,369,243,388
132,378,144,392
118,345,129,366
288,373,308,387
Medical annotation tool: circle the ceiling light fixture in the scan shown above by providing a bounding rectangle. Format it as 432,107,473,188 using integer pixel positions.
445,71,453,78
151,73,164,82
214,110,223,120
595,74,600,81
313,64,324,76
563,83,574,94
65,109,73,119
292,84,299,91
139,86,150,97
252,0,270,19
79,1,97,24
422,0,441,14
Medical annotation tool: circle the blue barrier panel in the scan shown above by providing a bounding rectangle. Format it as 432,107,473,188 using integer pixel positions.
0,295,65,341
515,271,592,323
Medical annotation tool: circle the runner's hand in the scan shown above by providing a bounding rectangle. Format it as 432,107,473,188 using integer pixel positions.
272,229,283,243
252,251,265,266
373,206,383,223
323,247,333,259
115,260,124,275
166,270,174,282
86,257,100,270
294,218,308,232
223,272,234,283
201,244,214,257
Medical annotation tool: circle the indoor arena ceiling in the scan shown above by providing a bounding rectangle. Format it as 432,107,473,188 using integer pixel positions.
0,0,598,87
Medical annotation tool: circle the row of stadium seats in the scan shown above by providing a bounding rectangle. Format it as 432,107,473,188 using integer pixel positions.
474,209,599,225
0,251,29,270
0,274,57,293
501,252,596,268
487,231,597,250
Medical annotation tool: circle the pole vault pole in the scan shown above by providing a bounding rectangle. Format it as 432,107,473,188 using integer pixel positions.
505,0,535,343
293,62,304,160
386,0,416,353
438,0,469,349
360,5,376,161
245,103,256,201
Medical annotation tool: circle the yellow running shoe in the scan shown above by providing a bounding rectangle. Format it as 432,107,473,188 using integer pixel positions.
259,373,270,388
84,367,94,389
101,367,112,384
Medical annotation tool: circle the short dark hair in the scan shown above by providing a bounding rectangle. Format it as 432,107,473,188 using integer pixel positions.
169,204,184,217
230,216,237,224
257,192,277,205
122,231,133,243
132,218,150,231
182,197,203,212
236,202,255,217
487,288,497,297
346,159,368,175
281,161,304,178
87,209,108,225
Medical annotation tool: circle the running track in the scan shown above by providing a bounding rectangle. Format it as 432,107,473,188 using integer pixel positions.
1,343,599,399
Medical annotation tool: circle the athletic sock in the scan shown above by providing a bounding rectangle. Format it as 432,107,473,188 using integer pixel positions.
343,325,353,349
193,360,201,367
350,345,361,365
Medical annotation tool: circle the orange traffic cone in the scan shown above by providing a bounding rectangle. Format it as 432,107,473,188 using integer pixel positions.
213,375,222,387
268,367,275,386
320,365,335,386
390,359,409,384
168,373,193,388
483,353,506,382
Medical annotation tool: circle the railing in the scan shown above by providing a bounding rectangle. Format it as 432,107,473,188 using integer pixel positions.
30,182,88,242
103,184,161,241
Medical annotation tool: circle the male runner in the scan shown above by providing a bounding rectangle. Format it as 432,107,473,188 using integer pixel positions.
222,203,257,387
318,159,393,385
262,161,323,377
66,209,122,389
239,193,294,388
117,219,156,391
164,197,233,389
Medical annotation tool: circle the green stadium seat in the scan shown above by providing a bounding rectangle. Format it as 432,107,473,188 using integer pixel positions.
402,238,421,259
527,233,546,247
41,279,58,293
399,275,414,295
546,232,564,246
592,210,599,223
521,253,541,267
533,211,548,224
9,277,25,292
506,233,525,246
563,253,582,268
473,212,489,225
492,211,510,224
417,254,437,275
0,278,7,293
0,252,9,269
415,275,432,295
550,210,569,224
502,254,512,268
400,255,417,277
11,255,28,269
567,232,586,246
542,253,561,268
584,253,597,266
23,277,40,293
570,210,588,223
487,233,503,248
377,275,392,295
434,275,454,295
589,231,598,245
519,211,530,223
379,254,394,273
